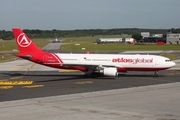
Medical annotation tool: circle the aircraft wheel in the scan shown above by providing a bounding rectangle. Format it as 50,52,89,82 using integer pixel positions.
154,71,158,77
84,72,100,78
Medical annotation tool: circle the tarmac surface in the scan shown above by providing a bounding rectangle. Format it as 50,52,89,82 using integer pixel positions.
0,42,180,120
0,69,180,102
0,58,180,120
41,43,62,51
1,82,180,120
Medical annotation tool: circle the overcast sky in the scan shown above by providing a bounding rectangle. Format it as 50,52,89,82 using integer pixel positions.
0,0,180,30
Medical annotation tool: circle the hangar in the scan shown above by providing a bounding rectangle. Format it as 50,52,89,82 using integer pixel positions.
96,38,122,43
141,32,150,38
166,33,180,44
143,34,166,43
143,33,180,44
96,38,134,44
124,38,134,43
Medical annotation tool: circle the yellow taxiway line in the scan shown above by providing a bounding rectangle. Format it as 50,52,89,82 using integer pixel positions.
17,64,25,66
0,81,33,85
0,86,13,89
59,70,79,72
10,76,23,80
74,81,93,84
10,68,20,70
22,85,44,88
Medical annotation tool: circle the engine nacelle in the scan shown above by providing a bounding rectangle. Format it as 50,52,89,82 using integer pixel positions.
103,67,118,76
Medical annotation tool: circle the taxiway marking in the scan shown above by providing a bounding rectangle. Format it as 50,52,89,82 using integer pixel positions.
0,81,33,85
10,76,23,80
0,86,13,89
0,79,9,81
10,68,20,70
22,85,44,88
74,81,93,84
17,64,25,66
59,70,79,72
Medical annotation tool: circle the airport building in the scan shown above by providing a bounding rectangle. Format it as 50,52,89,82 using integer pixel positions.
143,34,166,43
166,33,180,44
141,32,150,38
96,38,122,43
143,33,180,44
96,33,180,44
96,38,134,44
123,38,134,44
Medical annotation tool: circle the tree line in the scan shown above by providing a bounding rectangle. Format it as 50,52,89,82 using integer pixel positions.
0,28,179,40
168,28,180,33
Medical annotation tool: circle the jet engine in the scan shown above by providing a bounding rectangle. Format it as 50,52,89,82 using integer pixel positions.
102,67,118,76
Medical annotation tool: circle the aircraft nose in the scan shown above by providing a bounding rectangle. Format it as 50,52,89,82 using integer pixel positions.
171,61,176,67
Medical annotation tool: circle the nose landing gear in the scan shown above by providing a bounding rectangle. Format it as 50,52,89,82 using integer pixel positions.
154,71,158,77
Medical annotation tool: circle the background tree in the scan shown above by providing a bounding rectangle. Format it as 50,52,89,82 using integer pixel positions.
0,28,168,40
132,33,143,42
168,28,180,33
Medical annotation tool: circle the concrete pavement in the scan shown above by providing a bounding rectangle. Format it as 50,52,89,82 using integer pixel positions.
0,47,180,120
0,82,180,120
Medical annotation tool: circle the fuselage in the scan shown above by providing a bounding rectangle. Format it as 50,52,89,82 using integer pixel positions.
41,53,175,72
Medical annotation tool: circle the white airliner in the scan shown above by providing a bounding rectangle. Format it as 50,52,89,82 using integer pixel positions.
12,28,175,77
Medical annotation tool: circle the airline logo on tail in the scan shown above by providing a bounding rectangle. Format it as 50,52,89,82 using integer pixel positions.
17,33,32,47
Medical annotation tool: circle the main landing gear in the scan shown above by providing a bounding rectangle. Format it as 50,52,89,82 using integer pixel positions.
154,71,158,77
84,72,101,78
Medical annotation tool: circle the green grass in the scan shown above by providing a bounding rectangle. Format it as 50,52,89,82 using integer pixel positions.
160,53,179,60
61,35,180,52
0,55,17,63
62,43,180,52
63,35,131,43
0,39,49,52
0,39,50,62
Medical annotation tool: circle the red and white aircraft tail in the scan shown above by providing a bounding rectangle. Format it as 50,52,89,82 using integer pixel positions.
12,28,43,54
12,28,176,77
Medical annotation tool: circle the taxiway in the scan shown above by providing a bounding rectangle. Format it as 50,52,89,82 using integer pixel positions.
0,44,180,119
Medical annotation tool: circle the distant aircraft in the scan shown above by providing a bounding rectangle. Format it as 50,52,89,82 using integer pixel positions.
52,38,61,43
12,28,175,77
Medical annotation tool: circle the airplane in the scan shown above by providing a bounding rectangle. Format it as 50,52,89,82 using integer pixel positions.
12,28,175,77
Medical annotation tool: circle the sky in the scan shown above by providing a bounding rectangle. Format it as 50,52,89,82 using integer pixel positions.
0,0,180,30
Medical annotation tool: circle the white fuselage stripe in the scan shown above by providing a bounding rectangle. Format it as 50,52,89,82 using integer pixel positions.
51,53,61,64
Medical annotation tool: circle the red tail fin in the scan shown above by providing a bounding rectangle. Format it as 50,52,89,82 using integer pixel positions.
12,28,43,54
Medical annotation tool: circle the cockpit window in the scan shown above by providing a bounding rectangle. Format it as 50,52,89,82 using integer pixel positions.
165,59,171,62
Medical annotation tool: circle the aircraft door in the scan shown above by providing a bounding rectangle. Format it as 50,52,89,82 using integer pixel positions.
154,58,160,67
43,55,47,63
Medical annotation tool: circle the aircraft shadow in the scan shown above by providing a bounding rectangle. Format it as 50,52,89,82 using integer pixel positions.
0,71,165,80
